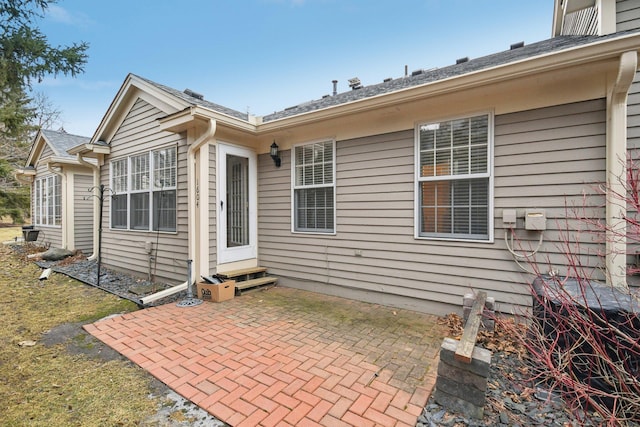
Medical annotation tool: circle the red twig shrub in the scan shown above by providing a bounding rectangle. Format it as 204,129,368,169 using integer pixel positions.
497,155,640,425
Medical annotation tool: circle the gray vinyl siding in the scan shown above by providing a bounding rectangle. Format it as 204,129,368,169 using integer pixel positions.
33,144,62,249
617,0,640,31
628,73,640,151
258,99,606,315
100,98,188,284
73,174,93,255
626,72,640,269
619,0,640,274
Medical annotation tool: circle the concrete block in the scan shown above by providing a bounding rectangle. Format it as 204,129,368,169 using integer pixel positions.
463,293,474,323
435,375,486,407
434,388,484,419
485,297,495,311
440,338,492,377
437,359,488,391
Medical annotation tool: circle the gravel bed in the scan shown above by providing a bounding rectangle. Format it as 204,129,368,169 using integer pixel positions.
33,256,188,307
417,351,575,427
415,344,637,426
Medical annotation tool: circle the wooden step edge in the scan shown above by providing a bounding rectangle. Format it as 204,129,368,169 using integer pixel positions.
219,266,267,279
235,276,278,290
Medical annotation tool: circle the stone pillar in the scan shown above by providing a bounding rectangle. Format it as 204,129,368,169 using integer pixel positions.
434,337,492,419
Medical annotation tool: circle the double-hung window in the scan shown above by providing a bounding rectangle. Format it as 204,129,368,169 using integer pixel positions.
33,175,61,227
111,159,128,229
416,114,492,240
293,140,335,233
110,146,177,232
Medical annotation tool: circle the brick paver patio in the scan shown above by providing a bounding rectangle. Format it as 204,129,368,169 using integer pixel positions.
84,287,447,426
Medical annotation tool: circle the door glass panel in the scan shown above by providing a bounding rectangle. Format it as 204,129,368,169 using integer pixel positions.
226,154,249,247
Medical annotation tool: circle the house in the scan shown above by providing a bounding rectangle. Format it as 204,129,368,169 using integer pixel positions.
72,0,640,315
16,129,94,255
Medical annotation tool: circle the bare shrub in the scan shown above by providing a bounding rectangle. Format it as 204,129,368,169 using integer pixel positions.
498,155,640,426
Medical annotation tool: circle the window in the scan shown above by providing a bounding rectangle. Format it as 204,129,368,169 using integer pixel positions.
130,154,150,230
34,175,62,227
293,140,335,233
110,146,177,232
416,114,492,240
111,159,128,229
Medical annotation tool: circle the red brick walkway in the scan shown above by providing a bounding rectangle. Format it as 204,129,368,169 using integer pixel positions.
84,287,446,426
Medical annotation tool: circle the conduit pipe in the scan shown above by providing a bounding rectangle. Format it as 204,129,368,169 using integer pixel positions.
140,117,216,305
606,50,637,288
76,154,100,261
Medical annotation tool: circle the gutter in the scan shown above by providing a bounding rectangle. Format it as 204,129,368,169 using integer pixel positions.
606,50,637,288
14,168,35,184
141,117,217,305
76,154,100,260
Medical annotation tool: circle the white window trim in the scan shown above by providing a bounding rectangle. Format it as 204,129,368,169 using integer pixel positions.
109,145,178,233
34,174,62,228
414,112,494,243
291,138,337,235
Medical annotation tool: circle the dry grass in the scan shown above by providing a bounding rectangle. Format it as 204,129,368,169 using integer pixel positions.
0,227,166,426
0,225,22,242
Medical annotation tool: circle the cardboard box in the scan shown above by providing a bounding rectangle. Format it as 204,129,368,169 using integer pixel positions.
196,280,235,302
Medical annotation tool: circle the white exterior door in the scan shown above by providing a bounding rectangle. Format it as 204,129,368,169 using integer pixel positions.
217,143,257,264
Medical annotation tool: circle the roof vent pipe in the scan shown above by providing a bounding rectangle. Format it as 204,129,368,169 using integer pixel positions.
332,80,338,96
405,65,408,77
184,88,204,100
456,57,469,64
510,41,525,50
348,77,362,90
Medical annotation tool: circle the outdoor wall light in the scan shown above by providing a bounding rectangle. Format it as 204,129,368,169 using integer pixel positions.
270,141,281,167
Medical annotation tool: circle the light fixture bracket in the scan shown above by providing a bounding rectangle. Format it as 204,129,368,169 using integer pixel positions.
270,141,281,167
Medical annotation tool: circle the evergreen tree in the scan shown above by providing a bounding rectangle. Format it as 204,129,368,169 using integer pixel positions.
0,0,88,222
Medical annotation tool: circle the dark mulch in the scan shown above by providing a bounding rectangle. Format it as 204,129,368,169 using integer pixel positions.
415,314,618,427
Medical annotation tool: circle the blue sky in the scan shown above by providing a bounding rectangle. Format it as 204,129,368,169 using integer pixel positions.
34,0,555,137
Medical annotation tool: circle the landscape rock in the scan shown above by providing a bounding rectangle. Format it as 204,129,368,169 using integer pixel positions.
40,247,75,261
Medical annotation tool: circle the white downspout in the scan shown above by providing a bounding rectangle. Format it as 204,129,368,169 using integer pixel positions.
141,118,216,306
76,154,100,260
606,50,637,288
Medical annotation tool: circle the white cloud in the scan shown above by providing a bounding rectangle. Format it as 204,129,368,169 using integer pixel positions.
37,76,119,91
46,5,94,29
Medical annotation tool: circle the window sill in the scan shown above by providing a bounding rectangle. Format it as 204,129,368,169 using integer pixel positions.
109,227,178,235
414,234,494,244
292,230,337,236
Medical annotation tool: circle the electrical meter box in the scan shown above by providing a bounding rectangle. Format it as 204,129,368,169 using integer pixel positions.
502,209,517,227
525,209,546,230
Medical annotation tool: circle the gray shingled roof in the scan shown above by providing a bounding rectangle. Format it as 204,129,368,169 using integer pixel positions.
130,31,638,126
261,33,631,122
133,74,249,121
41,129,90,159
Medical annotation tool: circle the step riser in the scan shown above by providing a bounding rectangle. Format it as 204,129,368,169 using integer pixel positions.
219,266,277,295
